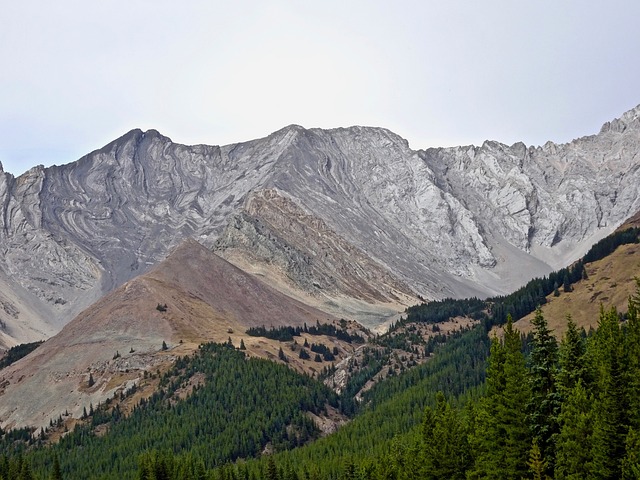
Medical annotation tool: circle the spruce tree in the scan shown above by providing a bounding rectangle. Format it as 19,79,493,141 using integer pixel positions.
278,347,288,363
625,279,640,431
468,316,531,479
421,391,471,479
527,440,546,480
588,306,628,479
557,315,588,396
527,307,560,475
555,380,593,479
622,427,640,480
51,455,63,480
266,457,279,480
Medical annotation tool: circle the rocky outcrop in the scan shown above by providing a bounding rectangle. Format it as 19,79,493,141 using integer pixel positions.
1,106,640,343
214,189,419,327
422,106,640,262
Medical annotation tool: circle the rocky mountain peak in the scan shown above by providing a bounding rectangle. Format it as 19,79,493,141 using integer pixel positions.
599,104,640,134
1,105,640,346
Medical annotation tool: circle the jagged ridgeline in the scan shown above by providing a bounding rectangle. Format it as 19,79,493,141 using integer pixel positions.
3,105,640,348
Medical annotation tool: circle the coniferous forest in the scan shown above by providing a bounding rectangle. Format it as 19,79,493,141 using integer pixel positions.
0,228,639,479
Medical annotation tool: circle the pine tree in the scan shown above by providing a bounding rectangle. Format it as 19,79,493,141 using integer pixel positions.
468,316,531,479
266,457,279,480
588,306,628,479
555,380,593,479
622,427,640,480
421,391,471,479
625,279,640,431
51,455,63,480
341,459,356,480
240,339,246,350
555,315,593,479
557,315,588,396
278,347,288,363
527,307,560,475
527,440,546,480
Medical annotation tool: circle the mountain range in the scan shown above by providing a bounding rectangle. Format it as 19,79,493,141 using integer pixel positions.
1,105,639,348
0,104,639,434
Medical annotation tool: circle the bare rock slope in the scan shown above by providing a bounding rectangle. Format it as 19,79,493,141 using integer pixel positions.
1,106,640,343
0,239,341,429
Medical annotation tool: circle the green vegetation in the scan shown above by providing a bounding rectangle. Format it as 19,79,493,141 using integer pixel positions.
1,343,338,479
1,228,639,479
246,322,365,344
211,287,640,479
400,226,640,332
0,341,43,370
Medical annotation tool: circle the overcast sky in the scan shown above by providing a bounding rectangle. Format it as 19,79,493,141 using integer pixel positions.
1,1,639,176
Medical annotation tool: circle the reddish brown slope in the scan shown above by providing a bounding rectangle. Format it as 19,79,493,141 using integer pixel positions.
0,239,341,430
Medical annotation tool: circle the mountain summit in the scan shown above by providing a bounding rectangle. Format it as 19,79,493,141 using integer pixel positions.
1,106,640,344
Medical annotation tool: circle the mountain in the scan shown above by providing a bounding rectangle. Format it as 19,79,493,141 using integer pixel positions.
0,239,361,430
1,105,640,344
509,220,640,337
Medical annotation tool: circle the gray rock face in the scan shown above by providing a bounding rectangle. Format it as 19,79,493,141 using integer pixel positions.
1,106,640,343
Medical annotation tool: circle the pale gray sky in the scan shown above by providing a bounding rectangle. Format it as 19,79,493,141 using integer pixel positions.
1,1,639,175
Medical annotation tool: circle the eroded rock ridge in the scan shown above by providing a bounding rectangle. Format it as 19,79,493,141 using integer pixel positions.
1,106,639,344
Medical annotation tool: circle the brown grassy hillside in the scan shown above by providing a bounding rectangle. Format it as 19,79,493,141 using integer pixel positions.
509,242,640,337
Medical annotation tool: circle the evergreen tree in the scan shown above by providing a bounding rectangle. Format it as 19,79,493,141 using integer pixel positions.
468,317,531,479
266,457,279,480
527,440,546,480
557,315,588,396
19,460,35,480
588,306,628,479
341,459,356,480
278,347,288,363
421,391,471,479
555,381,593,479
625,279,640,431
51,455,62,480
527,307,560,475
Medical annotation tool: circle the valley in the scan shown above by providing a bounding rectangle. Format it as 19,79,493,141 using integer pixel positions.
1,105,640,478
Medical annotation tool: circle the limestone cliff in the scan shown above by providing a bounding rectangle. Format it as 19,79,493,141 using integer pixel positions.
1,106,639,343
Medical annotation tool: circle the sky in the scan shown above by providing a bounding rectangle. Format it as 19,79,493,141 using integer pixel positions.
1,1,639,176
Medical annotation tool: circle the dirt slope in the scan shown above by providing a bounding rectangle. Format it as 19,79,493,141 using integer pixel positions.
0,240,350,430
